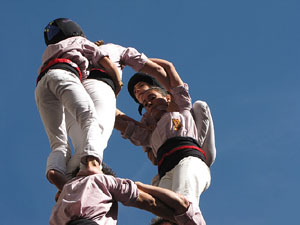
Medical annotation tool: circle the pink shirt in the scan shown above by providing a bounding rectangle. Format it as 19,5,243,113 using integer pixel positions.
39,39,148,80
49,174,139,225
123,84,199,157
39,36,110,79
97,43,148,80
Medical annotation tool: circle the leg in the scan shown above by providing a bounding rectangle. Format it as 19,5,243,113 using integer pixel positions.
158,157,210,225
65,109,84,179
53,72,104,164
65,79,116,178
169,156,211,205
36,69,104,187
82,79,116,153
35,70,72,188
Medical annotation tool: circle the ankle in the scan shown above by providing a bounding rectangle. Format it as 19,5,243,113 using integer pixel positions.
86,156,100,167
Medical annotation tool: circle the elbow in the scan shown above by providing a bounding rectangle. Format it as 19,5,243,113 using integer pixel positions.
153,64,166,76
135,191,157,210
164,61,175,71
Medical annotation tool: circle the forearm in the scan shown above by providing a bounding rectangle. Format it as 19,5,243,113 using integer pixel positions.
114,114,129,133
139,60,171,91
121,120,151,147
131,189,175,222
149,58,184,89
146,148,157,165
98,56,123,95
135,182,189,215
114,109,145,132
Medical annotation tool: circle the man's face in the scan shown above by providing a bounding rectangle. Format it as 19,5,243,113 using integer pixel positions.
142,89,169,121
134,81,151,103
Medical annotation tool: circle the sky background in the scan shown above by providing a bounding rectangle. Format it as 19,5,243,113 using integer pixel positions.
0,0,299,224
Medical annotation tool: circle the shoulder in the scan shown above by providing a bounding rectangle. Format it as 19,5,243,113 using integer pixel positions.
170,83,190,95
170,83,192,109
100,43,125,51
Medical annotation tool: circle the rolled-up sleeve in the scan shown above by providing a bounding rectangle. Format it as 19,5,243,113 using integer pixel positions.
120,47,148,71
107,176,139,206
122,121,151,146
82,42,110,68
170,83,192,110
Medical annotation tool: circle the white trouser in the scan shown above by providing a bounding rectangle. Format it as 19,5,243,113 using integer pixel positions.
158,156,211,205
35,69,103,175
65,79,116,178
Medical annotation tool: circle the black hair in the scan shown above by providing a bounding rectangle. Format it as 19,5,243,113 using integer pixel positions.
146,86,169,97
102,162,117,177
71,162,116,178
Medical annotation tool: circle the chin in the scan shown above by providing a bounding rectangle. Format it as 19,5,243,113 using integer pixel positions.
152,110,166,122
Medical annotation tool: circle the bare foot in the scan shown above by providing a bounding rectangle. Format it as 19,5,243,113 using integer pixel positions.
47,169,67,191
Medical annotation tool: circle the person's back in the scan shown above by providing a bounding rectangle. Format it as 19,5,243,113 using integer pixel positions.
35,18,121,195
50,173,139,225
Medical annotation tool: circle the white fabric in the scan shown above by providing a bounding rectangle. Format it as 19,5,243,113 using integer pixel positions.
97,43,148,80
158,156,211,205
192,101,216,167
35,69,103,175
65,79,116,178
64,43,148,178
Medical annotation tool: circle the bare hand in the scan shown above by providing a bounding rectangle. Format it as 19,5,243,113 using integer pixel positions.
94,40,104,46
114,81,123,97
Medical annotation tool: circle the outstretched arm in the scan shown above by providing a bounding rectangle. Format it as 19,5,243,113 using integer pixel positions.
130,189,176,222
149,58,184,90
114,109,146,133
135,182,190,216
139,60,170,91
114,109,152,147
98,56,123,96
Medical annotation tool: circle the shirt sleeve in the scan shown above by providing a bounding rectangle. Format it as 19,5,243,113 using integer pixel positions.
192,101,210,148
170,83,192,111
119,47,148,71
81,39,110,68
121,121,151,146
103,175,139,206
62,49,89,77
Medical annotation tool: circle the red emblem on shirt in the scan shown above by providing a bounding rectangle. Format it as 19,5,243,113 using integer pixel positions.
172,119,182,131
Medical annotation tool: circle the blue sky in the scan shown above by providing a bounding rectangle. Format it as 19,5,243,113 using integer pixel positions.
0,0,299,224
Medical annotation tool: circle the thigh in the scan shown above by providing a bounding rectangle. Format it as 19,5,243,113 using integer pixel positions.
35,75,68,150
158,170,173,191
83,79,116,140
171,156,211,204
51,72,96,123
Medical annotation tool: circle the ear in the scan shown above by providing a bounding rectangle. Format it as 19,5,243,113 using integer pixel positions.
166,94,172,103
